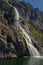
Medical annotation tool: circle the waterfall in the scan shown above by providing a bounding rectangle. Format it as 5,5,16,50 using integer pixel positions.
24,37,40,57
6,2,41,57
14,7,41,57
16,22,40,57
5,0,19,21
14,7,19,21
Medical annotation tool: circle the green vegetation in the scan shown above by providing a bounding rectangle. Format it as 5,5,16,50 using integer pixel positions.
27,23,43,43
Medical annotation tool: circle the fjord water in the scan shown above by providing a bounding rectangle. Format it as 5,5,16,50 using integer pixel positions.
0,58,43,65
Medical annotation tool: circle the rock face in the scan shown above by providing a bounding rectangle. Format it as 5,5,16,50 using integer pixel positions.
0,0,43,57
0,16,28,57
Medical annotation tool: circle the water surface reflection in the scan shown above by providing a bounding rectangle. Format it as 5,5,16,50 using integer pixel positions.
0,57,43,65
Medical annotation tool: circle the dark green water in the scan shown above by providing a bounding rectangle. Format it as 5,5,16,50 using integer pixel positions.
0,57,43,65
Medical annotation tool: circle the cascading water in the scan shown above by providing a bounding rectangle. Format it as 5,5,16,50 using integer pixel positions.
14,7,41,57
16,22,40,57
6,1,41,57
5,0,19,21
14,9,41,57
24,37,40,57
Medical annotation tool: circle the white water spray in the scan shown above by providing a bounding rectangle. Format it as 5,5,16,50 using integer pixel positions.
24,37,40,57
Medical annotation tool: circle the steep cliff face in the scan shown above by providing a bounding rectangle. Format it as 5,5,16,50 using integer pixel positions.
0,0,43,57
0,18,28,57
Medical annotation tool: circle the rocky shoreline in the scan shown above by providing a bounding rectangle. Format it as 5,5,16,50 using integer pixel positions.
0,53,17,59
